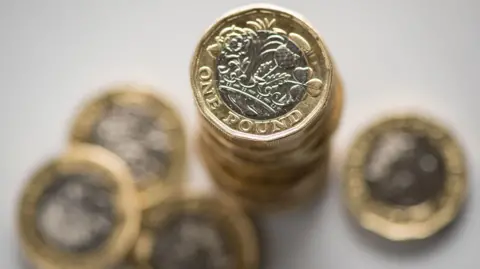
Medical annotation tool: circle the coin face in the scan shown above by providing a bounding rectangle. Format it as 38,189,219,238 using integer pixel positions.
18,144,141,269
344,115,467,241
364,131,446,206
191,5,334,141
216,30,309,120
36,173,115,252
135,193,259,269
149,213,233,269
90,103,171,180
70,85,185,190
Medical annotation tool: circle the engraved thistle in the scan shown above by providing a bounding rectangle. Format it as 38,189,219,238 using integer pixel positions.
208,18,323,120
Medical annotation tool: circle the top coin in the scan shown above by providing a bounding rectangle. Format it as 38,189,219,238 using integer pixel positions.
191,4,334,142
69,84,186,190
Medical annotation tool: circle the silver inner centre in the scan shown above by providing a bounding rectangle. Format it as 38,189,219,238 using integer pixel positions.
36,174,115,252
216,30,309,120
90,104,171,181
149,213,234,269
364,130,446,206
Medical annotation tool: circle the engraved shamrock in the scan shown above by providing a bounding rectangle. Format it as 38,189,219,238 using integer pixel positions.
289,66,324,100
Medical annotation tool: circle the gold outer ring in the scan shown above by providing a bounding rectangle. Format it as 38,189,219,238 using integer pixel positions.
68,84,186,209
17,144,141,269
343,114,467,241
191,4,335,144
133,190,259,269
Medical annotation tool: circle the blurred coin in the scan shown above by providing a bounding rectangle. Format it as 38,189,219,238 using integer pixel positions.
133,191,259,269
69,84,186,207
17,144,141,269
344,114,467,241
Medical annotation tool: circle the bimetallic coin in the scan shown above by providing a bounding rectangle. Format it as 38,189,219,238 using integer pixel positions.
18,144,141,269
191,4,335,143
134,191,259,269
344,114,467,241
69,84,186,207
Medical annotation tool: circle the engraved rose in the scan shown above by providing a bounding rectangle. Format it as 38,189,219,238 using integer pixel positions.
207,25,256,58
225,36,246,53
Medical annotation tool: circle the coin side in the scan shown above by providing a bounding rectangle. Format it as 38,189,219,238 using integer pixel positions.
18,144,141,269
134,192,259,269
344,114,467,241
191,5,334,142
69,84,186,190
215,153,330,212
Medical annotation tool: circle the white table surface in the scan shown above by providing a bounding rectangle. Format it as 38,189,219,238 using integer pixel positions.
1,0,479,268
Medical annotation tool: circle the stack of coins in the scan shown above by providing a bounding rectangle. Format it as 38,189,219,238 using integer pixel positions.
191,5,343,210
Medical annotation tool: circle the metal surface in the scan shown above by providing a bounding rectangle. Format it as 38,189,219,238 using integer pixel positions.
364,131,446,206
134,191,259,269
344,115,467,241
17,144,141,269
216,31,309,120
36,174,115,252
69,85,187,209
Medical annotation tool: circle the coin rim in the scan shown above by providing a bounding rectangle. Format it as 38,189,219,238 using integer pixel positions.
17,143,141,269
343,114,467,241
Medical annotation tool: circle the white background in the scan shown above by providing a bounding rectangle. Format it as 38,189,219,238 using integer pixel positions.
1,0,479,268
